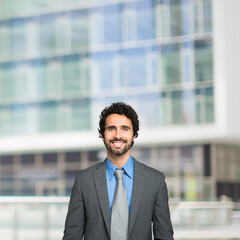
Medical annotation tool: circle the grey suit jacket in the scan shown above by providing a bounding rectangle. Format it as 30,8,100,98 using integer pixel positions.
63,158,174,240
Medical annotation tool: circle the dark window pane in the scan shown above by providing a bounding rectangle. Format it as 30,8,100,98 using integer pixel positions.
88,151,99,162
21,188,35,196
1,155,13,165
65,152,81,162
1,189,14,196
65,170,78,179
204,144,211,177
21,154,35,164
42,153,58,163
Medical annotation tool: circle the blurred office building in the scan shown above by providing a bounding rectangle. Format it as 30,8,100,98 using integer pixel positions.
0,0,239,202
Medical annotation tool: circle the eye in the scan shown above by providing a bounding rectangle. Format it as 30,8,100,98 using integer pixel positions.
122,127,129,131
107,126,115,131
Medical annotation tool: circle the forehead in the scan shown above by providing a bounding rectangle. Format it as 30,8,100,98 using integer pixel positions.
105,114,132,127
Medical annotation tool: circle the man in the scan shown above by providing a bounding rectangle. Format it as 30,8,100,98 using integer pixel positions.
63,102,174,240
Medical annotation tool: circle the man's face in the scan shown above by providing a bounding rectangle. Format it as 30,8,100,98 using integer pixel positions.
103,114,135,156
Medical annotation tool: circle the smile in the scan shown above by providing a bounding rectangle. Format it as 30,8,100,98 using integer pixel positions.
110,141,126,148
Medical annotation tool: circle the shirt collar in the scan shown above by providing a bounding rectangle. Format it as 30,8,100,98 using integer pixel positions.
106,156,134,181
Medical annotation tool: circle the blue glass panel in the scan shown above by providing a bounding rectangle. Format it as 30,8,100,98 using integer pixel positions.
39,14,56,53
104,5,121,43
203,0,212,33
170,0,182,36
181,0,190,35
122,48,146,87
31,59,47,98
182,89,194,123
10,19,25,56
137,3,154,40
70,10,89,49
92,51,115,90
195,39,213,82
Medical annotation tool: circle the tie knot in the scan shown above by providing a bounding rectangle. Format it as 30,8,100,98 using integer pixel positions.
114,169,124,180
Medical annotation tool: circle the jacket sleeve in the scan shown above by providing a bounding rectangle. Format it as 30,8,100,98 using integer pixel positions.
153,174,174,240
62,175,85,240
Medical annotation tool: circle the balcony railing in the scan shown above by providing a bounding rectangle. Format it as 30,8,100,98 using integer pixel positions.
0,197,239,240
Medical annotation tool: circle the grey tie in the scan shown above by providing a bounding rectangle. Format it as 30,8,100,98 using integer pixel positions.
111,169,129,240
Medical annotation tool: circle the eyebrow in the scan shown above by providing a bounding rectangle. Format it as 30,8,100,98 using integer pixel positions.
106,125,131,129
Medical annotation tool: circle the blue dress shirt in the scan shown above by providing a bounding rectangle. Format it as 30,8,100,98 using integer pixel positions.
106,156,134,214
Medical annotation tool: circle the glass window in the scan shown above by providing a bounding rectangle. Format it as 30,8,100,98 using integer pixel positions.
90,12,104,45
0,24,11,58
58,104,71,132
170,1,182,36
65,170,78,179
181,44,194,83
10,19,25,57
39,14,56,53
195,98,203,123
71,10,89,49
203,0,212,33
205,87,214,122
155,4,170,39
93,52,114,90
47,60,62,97
159,95,171,125
30,0,48,12
1,63,16,101
171,90,182,124
21,154,35,164
10,105,28,135
65,152,81,163
137,4,154,40
113,56,127,88
161,43,181,85
1,189,14,196
181,0,191,35
193,0,203,34
131,148,151,166
1,155,14,165
195,39,213,82
182,89,195,124
104,5,121,44
42,153,58,163
62,55,80,96
136,93,160,126
15,63,30,100
122,9,137,42
122,48,146,88
71,100,90,130
0,108,10,135
146,53,160,86
31,59,48,98
155,147,177,178
25,19,39,56
39,102,57,132
55,14,71,51
80,59,91,92
88,151,99,162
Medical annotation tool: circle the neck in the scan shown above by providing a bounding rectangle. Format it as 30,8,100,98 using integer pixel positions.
107,151,131,168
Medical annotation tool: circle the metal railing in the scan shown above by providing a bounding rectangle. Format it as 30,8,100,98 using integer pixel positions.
0,197,239,240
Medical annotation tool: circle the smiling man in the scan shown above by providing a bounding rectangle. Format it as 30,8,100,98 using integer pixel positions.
62,102,174,240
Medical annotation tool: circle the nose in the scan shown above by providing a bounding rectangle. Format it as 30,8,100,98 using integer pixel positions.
115,128,121,139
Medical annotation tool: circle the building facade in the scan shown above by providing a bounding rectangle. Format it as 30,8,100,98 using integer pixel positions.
0,0,239,201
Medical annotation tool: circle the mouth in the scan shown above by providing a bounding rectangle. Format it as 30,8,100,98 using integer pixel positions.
110,139,126,148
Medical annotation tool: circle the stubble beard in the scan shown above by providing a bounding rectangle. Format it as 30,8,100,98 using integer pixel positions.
103,139,133,156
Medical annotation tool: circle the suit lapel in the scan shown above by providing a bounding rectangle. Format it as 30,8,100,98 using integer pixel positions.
129,159,145,235
93,160,111,237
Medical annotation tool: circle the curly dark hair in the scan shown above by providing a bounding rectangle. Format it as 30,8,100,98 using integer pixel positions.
98,102,139,139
